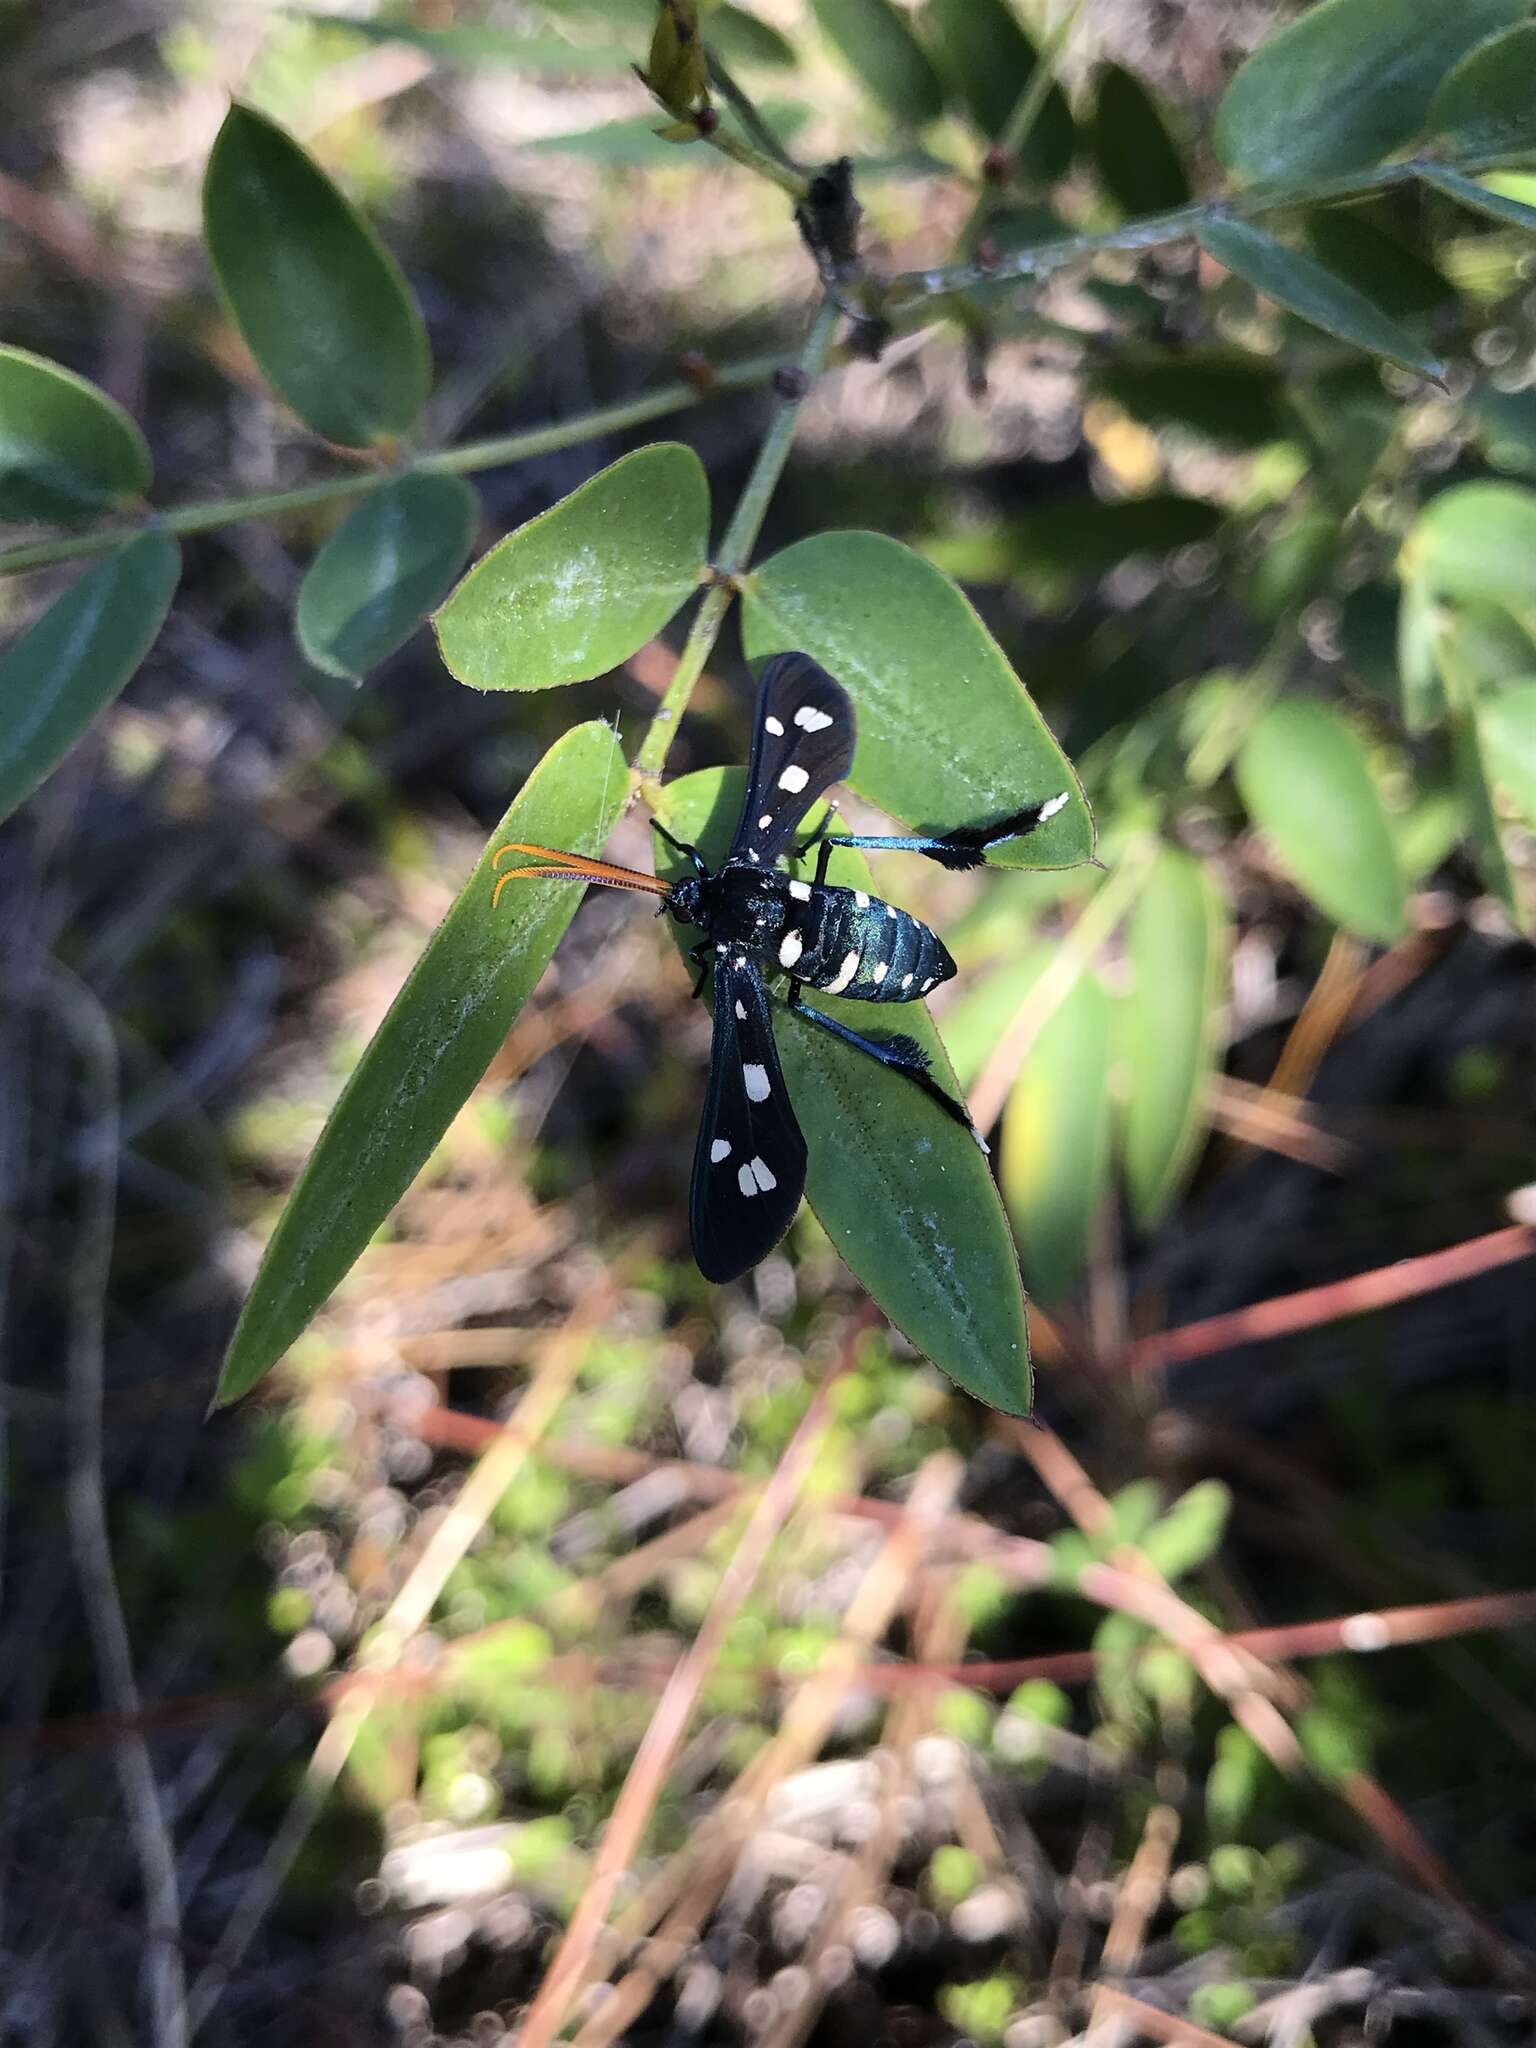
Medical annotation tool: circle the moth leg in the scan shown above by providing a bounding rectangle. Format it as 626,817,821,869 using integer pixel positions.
785,989,981,1142
687,940,715,1002
651,819,709,877
800,792,1071,873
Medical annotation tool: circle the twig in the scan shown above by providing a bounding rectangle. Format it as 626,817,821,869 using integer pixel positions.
49,964,188,2048
1125,1225,1536,1374
1090,1986,1245,2048
514,1347,853,2048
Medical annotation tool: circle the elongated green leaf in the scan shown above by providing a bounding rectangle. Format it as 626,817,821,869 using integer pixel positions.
1449,702,1518,917
1120,846,1228,1229
0,534,180,823
537,0,795,68
810,0,944,126
1479,681,1536,824
216,720,629,1405
655,769,1032,1415
1236,698,1407,944
927,0,1072,174
1396,577,1445,733
1428,23,1536,160
203,103,431,448
999,966,1114,1306
1214,0,1522,185
1417,161,1536,232
1303,211,1454,320
307,15,635,72
742,531,1091,868
0,347,152,522
1089,63,1189,216
1198,218,1442,382
1399,482,1536,628
434,445,708,691
297,473,477,680
937,955,1049,1094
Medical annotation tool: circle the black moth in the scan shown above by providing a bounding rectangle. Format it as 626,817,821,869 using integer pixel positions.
494,654,1068,1283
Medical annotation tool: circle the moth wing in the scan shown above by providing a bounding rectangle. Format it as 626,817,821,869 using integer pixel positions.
729,652,855,867
690,955,807,1283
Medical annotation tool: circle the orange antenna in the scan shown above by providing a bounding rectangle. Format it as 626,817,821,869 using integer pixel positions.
490,841,673,911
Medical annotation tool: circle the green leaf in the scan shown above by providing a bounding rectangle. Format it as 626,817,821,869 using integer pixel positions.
296,473,478,680
1428,23,1536,160
1088,63,1189,216
1417,160,1536,232
1091,348,1286,449
655,770,1033,1416
1140,1480,1232,1581
215,720,629,1405
809,0,944,127
938,955,1048,1094
0,346,152,523
1303,209,1455,320
999,964,1114,1306
742,531,1092,868
1236,698,1407,944
1449,700,1519,917
1197,217,1443,382
1120,845,1228,1229
202,102,431,449
536,0,795,68
1396,576,1446,733
926,0,1072,174
305,14,637,72
1214,0,1522,186
434,445,708,691
1246,511,1340,623
1479,681,1536,824
0,534,180,824
1399,482,1536,629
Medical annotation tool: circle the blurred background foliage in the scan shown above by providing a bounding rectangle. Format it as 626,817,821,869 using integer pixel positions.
1,1,1534,2043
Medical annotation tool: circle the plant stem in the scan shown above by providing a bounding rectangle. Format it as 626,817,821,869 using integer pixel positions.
0,351,786,578
894,150,1515,309
633,293,840,789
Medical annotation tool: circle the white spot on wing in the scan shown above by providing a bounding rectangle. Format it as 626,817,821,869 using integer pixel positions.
794,705,833,731
749,1155,777,1192
764,715,785,736
901,973,913,989
873,961,888,984
823,949,860,995
788,880,812,901
854,891,868,909
778,764,809,794
743,1063,770,1102
778,929,804,969
735,999,746,1020
758,814,773,831
738,1163,758,1197
711,1139,732,1163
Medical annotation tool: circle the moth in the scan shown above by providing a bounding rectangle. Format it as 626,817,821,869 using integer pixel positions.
494,654,1068,1282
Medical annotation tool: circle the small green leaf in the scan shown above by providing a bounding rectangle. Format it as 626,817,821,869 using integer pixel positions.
1396,577,1446,733
1237,697,1407,944
655,770,1033,1416
1479,681,1536,824
1214,0,1522,186
1400,482,1536,629
0,346,152,522
1088,63,1189,216
1140,1480,1231,1582
297,473,477,680
1417,160,1536,232
1120,846,1228,1229
1000,964,1115,1306
203,102,430,448
1246,511,1340,623
927,0,1072,173
0,534,180,823
1449,701,1519,917
1428,23,1536,161
1198,217,1443,382
215,720,629,1405
434,445,708,691
809,0,944,127
742,531,1091,868
536,0,795,68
